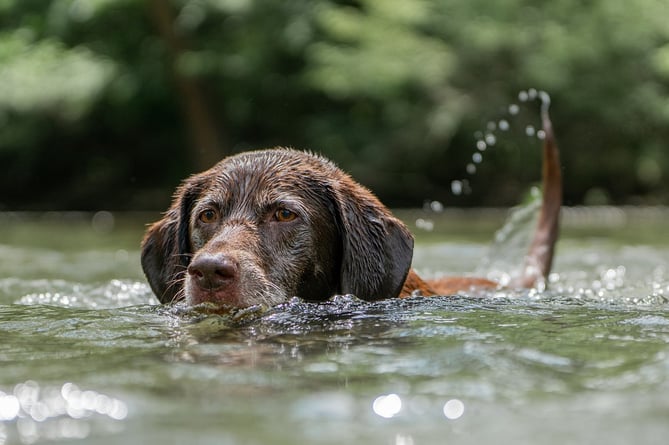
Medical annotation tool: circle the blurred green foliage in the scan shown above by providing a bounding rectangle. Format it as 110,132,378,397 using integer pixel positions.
0,0,667,210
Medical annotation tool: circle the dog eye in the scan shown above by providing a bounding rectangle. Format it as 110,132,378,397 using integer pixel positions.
198,209,219,224
274,208,297,222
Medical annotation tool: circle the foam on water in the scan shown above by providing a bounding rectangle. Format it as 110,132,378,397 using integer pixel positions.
1,278,156,308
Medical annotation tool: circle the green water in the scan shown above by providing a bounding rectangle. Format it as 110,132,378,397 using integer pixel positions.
1,209,668,445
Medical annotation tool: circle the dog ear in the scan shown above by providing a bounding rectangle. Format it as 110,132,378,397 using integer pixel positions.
332,176,414,300
141,177,203,303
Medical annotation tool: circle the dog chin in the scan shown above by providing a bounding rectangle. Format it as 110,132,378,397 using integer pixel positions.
184,282,241,308
185,281,286,309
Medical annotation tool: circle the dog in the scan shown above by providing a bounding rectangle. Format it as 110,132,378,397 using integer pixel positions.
141,110,561,308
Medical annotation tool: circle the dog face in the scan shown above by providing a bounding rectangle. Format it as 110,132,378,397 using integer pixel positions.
141,149,414,308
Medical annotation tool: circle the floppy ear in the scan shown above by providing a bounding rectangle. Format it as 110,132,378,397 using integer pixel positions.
332,176,414,300
140,178,202,303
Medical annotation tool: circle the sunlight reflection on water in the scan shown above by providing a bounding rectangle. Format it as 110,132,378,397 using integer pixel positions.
372,393,466,421
2,209,669,444
7,279,156,308
443,399,465,420
0,381,126,444
372,393,402,418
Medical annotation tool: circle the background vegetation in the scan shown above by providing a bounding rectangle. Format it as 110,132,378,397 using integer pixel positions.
1,0,668,210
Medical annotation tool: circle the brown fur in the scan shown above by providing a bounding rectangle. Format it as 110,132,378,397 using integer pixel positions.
141,114,561,308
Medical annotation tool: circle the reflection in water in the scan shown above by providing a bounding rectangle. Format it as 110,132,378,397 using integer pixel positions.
443,399,465,420
372,393,466,421
372,393,402,418
394,433,415,445
11,279,156,308
0,381,126,444
1,211,669,444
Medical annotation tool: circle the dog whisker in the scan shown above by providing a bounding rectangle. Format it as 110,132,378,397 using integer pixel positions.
141,139,561,309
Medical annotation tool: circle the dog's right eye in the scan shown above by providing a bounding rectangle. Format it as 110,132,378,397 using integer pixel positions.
274,208,297,222
198,209,219,224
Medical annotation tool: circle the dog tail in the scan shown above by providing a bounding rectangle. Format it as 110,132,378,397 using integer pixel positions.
515,94,562,289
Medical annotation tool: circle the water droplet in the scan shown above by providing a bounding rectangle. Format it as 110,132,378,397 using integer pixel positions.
518,90,529,102
525,125,535,137
451,180,463,195
486,121,497,131
415,218,434,231
429,200,444,212
466,163,476,174
498,119,510,131
528,88,538,100
508,104,520,115
537,129,546,140
476,140,487,151
538,90,551,107
485,133,496,146
472,152,483,164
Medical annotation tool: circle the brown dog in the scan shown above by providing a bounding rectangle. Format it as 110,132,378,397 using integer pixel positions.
141,110,561,308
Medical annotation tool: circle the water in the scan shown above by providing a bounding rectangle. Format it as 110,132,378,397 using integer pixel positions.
452,89,550,197
1,209,668,445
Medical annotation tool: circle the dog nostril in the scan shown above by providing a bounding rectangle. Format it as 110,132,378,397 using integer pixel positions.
188,253,238,289
215,258,237,279
187,263,203,278
188,266,204,278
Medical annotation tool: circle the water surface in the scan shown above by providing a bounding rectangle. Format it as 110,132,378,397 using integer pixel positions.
1,209,668,444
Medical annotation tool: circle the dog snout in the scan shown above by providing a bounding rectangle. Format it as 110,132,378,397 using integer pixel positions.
187,252,239,290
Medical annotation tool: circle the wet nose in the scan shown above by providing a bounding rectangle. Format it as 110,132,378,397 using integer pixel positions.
187,253,238,290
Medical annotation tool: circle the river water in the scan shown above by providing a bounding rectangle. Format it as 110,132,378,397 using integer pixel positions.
1,208,668,445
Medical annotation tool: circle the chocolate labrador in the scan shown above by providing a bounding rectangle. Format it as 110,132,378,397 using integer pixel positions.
141,109,561,308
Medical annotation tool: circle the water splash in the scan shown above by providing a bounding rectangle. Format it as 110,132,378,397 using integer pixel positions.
415,201,444,232
6,279,156,308
450,89,551,196
476,187,543,286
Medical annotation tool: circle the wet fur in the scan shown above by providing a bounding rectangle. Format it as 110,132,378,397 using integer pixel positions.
142,119,560,307
141,150,414,307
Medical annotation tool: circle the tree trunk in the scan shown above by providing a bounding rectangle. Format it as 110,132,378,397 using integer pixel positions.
147,0,226,171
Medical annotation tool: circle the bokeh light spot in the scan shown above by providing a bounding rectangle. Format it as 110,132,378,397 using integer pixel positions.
443,399,465,420
372,393,402,418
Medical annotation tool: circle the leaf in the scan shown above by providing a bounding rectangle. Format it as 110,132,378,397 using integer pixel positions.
0,33,116,119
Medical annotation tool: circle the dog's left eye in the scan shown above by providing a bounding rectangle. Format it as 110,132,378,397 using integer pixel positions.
274,208,297,222
198,209,219,224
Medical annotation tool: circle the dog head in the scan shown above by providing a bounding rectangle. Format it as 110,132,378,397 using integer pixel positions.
141,148,413,308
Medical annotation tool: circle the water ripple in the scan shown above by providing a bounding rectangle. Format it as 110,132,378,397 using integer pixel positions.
1,278,157,308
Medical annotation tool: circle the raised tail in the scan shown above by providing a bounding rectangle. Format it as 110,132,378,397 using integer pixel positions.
403,93,562,297
514,93,562,289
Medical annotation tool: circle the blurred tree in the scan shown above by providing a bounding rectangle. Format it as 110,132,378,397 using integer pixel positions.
428,0,669,205
148,0,225,170
0,0,667,210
